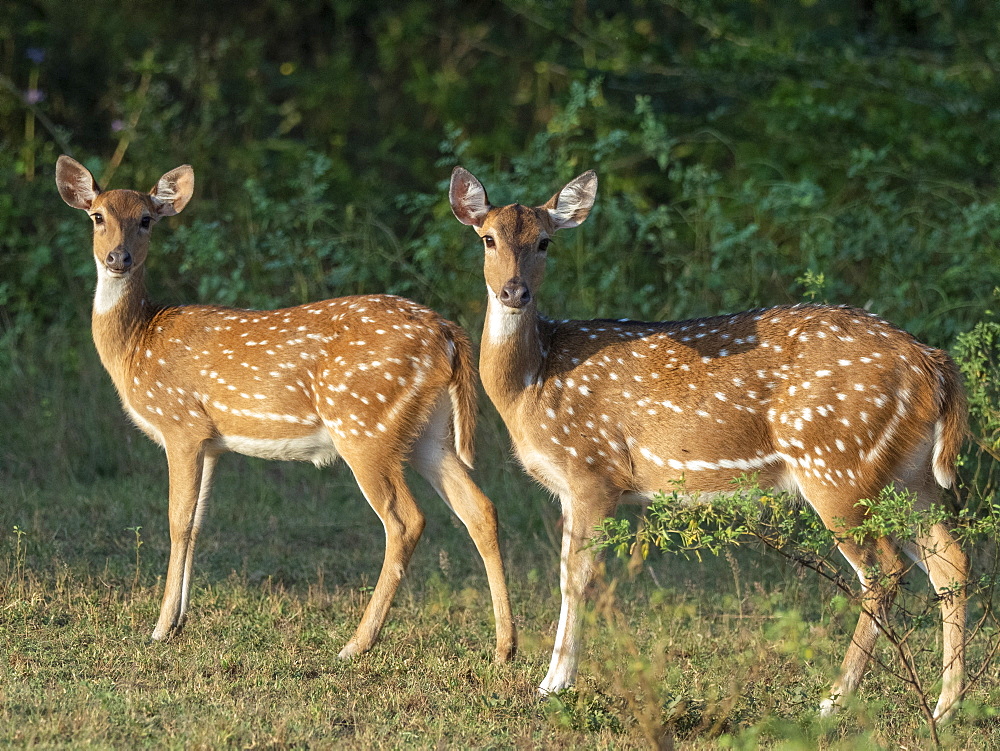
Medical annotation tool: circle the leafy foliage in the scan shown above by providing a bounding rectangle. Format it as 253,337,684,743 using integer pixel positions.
2,0,999,351
595,472,1000,742
597,477,839,572
955,312,1000,459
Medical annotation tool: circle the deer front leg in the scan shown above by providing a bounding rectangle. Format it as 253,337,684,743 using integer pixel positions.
539,489,619,694
152,442,209,641
177,451,217,627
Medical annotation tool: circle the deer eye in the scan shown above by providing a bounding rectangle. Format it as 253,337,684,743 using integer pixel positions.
140,216,152,229
91,212,104,225
482,235,495,249
538,238,551,252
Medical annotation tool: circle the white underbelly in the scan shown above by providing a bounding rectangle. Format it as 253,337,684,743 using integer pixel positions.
215,426,339,467
517,448,573,498
127,407,166,447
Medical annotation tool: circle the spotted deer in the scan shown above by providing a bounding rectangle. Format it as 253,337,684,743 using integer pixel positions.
450,166,968,719
54,155,515,664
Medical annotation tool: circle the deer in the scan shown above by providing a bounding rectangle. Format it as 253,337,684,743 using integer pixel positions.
449,165,969,720
54,155,516,665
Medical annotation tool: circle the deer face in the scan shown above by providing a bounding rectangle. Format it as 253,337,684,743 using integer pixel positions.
56,155,194,279
449,167,598,314
477,203,551,311
86,190,159,276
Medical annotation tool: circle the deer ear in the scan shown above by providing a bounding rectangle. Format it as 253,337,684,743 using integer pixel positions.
55,155,101,210
449,167,491,227
543,170,597,229
150,165,194,217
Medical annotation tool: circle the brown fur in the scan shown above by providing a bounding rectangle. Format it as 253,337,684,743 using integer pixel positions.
56,155,515,664
451,165,969,720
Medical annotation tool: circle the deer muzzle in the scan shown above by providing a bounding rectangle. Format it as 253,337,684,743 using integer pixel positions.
105,249,133,274
499,279,531,309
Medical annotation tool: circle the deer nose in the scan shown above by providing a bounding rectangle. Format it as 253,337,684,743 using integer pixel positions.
499,279,531,309
105,249,132,274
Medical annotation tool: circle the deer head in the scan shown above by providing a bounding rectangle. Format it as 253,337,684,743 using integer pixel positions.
56,155,194,277
449,166,598,312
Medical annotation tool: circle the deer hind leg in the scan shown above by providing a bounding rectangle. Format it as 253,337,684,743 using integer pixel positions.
337,453,426,660
153,442,212,641
901,480,969,721
894,441,969,721
819,534,904,716
826,514,968,721
410,408,516,663
925,524,968,721
539,483,620,694
796,478,905,716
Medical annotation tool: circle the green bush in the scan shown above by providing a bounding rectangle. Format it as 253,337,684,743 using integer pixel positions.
3,1,999,349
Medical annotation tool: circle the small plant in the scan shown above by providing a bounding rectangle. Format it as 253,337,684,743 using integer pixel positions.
544,688,625,735
125,525,143,594
954,308,1000,461
10,525,27,598
598,478,847,593
795,269,827,303
594,472,1000,746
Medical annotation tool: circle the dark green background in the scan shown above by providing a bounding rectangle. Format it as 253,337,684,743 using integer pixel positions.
2,0,998,349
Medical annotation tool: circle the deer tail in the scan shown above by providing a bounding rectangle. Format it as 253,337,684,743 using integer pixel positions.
931,349,968,491
446,323,478,469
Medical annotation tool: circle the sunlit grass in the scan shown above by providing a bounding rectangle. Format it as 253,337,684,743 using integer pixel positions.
2,332,998,748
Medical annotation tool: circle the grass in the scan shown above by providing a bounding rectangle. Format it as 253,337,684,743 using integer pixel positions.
2,328,999,748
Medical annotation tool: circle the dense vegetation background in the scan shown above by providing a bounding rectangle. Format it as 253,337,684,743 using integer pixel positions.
3,0,999,341
2,1,999,747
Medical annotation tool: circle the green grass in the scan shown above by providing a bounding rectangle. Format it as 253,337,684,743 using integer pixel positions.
2,331,999,749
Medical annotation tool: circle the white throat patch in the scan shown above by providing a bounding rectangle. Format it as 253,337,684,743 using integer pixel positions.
486,287,525,341
94,260,129,315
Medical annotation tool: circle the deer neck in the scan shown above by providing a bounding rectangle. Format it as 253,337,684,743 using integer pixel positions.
91,263,157,391
479,294,550,414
